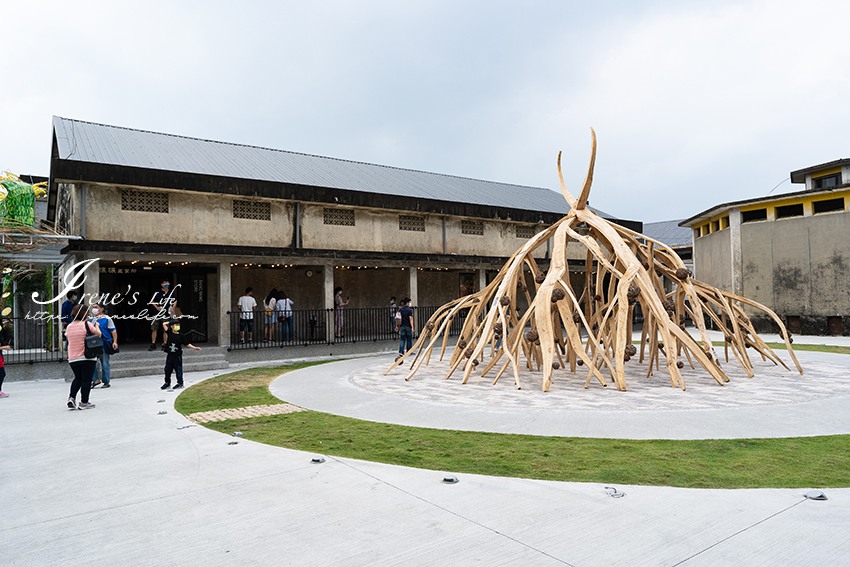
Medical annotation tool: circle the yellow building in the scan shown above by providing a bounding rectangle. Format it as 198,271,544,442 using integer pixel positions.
681,159,850,336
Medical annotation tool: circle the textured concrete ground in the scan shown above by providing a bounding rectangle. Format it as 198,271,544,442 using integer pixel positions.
2,334,849,566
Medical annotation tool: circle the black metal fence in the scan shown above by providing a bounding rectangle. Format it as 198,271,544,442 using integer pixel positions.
226,307,465,350
1,316,66,364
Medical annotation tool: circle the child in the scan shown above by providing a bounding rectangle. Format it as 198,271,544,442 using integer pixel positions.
160,319,201,390
0,342,10,397
389,297,398,334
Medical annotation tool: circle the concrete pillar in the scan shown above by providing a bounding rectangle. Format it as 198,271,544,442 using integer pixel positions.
478,269,487,295
408,267,419,307
217,261,231,347
82,256,100,304
325,264,335,342
729,207,743,296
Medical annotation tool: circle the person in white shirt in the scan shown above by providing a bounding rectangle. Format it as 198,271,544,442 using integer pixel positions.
276,291,294,341
237,287,257,343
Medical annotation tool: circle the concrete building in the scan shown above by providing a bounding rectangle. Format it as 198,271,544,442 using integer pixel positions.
47,117,639,347
681,159,850,335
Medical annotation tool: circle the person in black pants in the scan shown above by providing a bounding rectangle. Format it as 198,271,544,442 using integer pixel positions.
65,305,103,409
160,319,201,390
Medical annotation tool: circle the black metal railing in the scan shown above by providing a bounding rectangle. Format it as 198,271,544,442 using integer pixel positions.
1,316,66,364
226,306,465,350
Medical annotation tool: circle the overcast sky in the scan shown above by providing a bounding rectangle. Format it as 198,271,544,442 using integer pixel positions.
3,0,849,222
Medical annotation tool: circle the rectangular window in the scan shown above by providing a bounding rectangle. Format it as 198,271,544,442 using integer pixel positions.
120,190,168,213
693,228,701,240
813,173,841,189
233,200,271,221
711,220,719,232
741,208,767,223
813,197,844,214
399,215,425,232
720,216,729,229
323,207,355,226
516,225,536,239
775,203,804,219
461,219,484,236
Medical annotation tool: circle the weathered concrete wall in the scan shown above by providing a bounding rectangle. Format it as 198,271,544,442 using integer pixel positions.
693,228,732,292
83,185,557,258
739,211,850,334
738,220,774,312
84,185,294,247
300,205,444,254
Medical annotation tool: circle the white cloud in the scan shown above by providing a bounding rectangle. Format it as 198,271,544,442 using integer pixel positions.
2,1,850,224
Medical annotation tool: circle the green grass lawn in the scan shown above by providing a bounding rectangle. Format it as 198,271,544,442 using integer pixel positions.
176,358,850,489
712,341,850,355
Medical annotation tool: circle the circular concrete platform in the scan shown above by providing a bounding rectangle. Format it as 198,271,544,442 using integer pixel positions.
269,349,850,440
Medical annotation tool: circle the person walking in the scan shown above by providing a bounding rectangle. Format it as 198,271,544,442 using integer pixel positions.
276,291,294,341
89,303,118,389
333,287,349,338
395,297,415,363
263,289,278,342
237,287,257,343
0,342,11,397
65,304,102,410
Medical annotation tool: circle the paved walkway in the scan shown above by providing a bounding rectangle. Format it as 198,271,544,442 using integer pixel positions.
2,335,849,566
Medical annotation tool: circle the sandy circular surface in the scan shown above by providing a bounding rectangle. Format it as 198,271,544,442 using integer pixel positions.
355,351,848,412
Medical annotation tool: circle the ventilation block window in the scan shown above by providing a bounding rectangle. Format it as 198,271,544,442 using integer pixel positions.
461,219,484,236
120,190,169,213
775,203,804,219
741,208,767,223
813,197,845,214
516,225,536,239
323,208,355,226
399,215,425,232
813,173,841,189
233,200,271,221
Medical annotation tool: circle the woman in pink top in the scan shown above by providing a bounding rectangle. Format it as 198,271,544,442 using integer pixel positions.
65,304,102,410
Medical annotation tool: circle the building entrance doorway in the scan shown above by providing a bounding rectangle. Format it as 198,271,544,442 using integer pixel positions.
99,268,208,345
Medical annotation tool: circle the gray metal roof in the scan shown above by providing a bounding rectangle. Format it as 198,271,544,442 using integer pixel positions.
53,116,617,219
642,219,692,248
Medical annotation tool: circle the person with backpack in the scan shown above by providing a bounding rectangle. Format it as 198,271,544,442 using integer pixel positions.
89,303,118,389
65,304,102,410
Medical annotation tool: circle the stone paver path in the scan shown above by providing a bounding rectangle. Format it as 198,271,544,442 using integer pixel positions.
188,403,305,423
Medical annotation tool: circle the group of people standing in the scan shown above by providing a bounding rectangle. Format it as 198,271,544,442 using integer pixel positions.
236,287,294,343
62,278,199,410
62,301,118,410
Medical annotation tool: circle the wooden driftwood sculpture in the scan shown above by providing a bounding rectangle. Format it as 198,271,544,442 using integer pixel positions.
386,130,803,391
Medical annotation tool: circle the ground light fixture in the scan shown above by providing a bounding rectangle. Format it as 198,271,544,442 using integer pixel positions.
804,490,827,501
442,475,459,484
605,486,625,498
